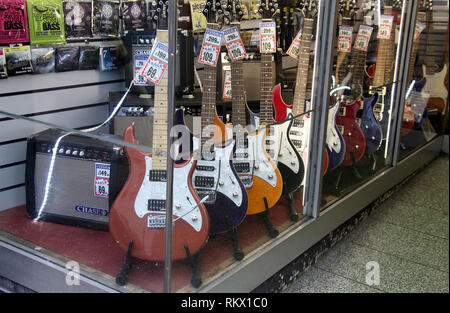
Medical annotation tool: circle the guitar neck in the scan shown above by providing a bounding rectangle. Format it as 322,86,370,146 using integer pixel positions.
407,12,426,84
230,24,246,126
292,18,314,116
350,22,371,85
200,23,220,152
424,9,435,71
373,6,395,87
259,18,275,124
152,29,169,170
336,17,352,84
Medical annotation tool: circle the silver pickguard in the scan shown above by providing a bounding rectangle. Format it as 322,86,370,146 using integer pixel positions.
134,156,203,232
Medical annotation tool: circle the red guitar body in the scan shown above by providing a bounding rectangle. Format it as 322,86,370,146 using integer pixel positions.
109,125,210,261
272,84,329,174
335,99,366,167
402,104,415,136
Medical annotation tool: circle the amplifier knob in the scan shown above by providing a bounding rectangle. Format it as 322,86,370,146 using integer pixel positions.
79,151,85,157
58,148,64,154
72,150,78,156
65,149,71,155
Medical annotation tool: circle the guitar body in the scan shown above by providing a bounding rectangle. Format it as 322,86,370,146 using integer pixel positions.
273,83,328,175
370,83,392,140
402,104,415,136
326,100,346,169
359,93,383,154
247,106,304,196
175,109,248,235
109,124,209,261
422,63,448,105
336,99,366,167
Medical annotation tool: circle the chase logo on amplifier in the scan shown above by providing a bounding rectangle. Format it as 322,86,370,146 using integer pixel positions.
75,205,109,217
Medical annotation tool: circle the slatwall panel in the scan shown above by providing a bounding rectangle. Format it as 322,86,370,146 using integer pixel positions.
0,67,125,211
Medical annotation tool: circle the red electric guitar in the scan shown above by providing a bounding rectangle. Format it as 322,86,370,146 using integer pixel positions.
109,3,209,263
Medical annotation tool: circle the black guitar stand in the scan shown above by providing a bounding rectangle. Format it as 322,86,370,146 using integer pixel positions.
260,197,280,238
115,240,134,286
367,152,378,174
225,216,244,261
184,244,202,288
286,191,299,222
333,152,363,195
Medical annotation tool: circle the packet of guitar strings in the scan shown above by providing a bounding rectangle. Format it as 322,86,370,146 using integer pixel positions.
26,0,66,44
31,47,55,74
0,48,7,78
0,0,30,43
79,45,99,69
122,0,146,31
63,0,93,39
99,46,118,71
55,45,79,72
4,45,33,76
92,0,120,37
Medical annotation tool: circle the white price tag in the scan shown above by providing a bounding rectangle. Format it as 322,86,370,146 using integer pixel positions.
140,41,169,84
287,30,302,59
354,25,373,51
337,26,353,52
223,70,232,99
94,178,109,198
414,21,426,40
259,22,276,53
377,15,394,39
134,55,151,86
198,28,223,66
224,27,247,61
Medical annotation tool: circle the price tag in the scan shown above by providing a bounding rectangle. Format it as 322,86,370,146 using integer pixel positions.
354,25,373,51
198,28,223,67
259,22,276,53
337,26,353,53
94,178,109,198
287,30,302,59
134,55,151,86
223,70,232,99
223,27,247,61
414,21,426,40
377,15,394,39
140,41,169,84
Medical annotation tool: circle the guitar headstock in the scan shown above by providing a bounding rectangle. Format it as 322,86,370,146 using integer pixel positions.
298,0,318,19
226,0,244,23
152,0,169,30
257,0,279,19
339,0,358,19
419,0,433,12
202,0,226,24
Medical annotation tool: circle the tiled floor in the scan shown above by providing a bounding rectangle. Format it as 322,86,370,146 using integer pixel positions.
283,154,449,293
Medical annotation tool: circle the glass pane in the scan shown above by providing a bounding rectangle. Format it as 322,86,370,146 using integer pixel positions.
322,0,407,205
398,0,449,158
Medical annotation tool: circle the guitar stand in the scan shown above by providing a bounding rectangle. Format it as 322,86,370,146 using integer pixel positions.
334,153,362,194
368,152,377,174
350,152,362,180
286,192,299,222
400,142,407,150
184,244,202,288
115,240,134,286
225,216,244,261
261,197,279,238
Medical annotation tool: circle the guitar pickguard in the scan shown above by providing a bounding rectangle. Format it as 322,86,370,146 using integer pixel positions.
134,156,203,232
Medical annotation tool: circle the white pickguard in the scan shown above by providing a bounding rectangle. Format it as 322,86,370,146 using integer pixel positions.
326,103,343,153
134,156,203,232
192,137,244,207
233,129,278,188
422,63,448,107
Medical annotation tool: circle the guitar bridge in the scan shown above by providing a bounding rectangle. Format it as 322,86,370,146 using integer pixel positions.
369,86,387,96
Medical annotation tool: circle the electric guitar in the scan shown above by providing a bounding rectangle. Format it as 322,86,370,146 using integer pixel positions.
248,0,305,221
272,0,329,179
190,0,248,235
216,0,283,217
109,3,209,262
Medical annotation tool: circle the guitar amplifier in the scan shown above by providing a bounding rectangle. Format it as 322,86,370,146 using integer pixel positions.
25,129,129,231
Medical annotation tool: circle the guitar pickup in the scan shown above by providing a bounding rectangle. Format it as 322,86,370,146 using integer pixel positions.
234,162,251,173
338,107,347,116
293,119,304,128
149,170,167,182
235,138,249,149
356,118,362,127
196,165,215,171
148,199,166,211
234,152,249,159
292,139,302,148
194,176,215,188
369,86,387,96
337,125,344,135
373,103,384,113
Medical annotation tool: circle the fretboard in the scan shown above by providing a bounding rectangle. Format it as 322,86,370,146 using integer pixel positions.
407,12,426,84
350,22,370,86
230,24,246,127
200,23,220,153
336,17,352,85
424,9,437,74
292,18,314,116
259,18,275,124
373,7,394,87
151,29,169,170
